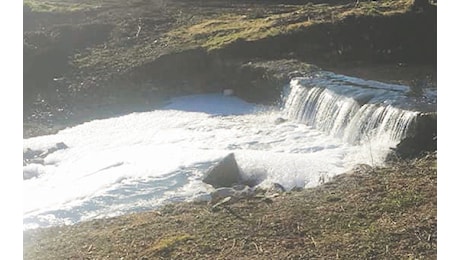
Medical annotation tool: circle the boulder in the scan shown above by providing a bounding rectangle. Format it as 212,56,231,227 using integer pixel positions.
274,117,287,125
388,112,436,160
203,153,242,188
23,148,43,161
43,142,69,155
24,142,69,166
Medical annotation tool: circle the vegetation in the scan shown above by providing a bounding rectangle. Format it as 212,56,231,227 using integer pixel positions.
24,0,419,76
23,0,437,258
24,154,436,259
23,0,435,137
23,0,99,13
168,0,414,50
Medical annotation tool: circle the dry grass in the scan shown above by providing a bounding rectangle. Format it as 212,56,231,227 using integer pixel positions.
168,0,414,50
24,0,418,79
24,153,436,259
24,0,102,12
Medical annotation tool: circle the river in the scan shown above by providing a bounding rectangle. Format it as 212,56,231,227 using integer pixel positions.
23,71,436,230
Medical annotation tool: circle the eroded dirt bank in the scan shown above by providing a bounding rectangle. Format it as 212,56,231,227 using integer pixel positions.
23,0,436,138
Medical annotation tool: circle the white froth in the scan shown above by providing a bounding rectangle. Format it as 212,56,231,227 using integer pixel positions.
23,91,402,229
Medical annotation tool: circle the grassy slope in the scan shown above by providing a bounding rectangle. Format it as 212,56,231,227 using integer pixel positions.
24,154,436,259
24,0,416,76
78,0,413,73
24,0,434,139
167,0,412,50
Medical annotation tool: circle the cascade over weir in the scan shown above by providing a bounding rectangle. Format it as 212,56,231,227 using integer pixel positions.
22,70,436,229
282,71,436,159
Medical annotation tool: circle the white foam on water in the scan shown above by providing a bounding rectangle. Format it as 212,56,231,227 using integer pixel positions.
23,87,412,229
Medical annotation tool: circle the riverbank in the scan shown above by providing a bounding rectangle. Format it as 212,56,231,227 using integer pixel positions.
23,0,437,258
23,0,436,138
23,153,436,259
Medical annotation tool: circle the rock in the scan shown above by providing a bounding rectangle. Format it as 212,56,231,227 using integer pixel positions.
45,142,69,154
258,182,286,199
210,185,254,204
203,153,242,188
351,164,373,174
388,112,436,160
211,188,236,202
274,118,287,125
354,93,374,106
56,142,68,149
29,158,45,165
23,148,43,160
268,182,286,193
24,142,69,166
291,186,304,192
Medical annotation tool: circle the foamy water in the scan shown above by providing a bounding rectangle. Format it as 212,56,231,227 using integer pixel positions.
23,74,423,230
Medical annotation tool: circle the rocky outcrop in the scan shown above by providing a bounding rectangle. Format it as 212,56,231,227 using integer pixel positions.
388,112,437,160
23,142,68,167
203,153,242,188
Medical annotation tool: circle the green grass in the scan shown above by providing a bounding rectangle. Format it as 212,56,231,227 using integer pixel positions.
25,0,417,74
24,0,99,13
144,234,193,256
168,0,414,51
168,10,316,50
381,190,424,212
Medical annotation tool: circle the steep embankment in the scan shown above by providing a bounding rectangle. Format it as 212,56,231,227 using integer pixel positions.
23,0,436,137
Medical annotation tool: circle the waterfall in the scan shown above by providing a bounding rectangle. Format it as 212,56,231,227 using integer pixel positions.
282,72,420,146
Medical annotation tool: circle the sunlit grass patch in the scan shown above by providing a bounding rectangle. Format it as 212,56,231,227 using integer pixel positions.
168,0,414,51
24,0,100,13
169,14,281,50
142,234,193,256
